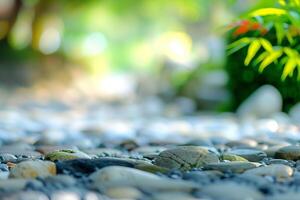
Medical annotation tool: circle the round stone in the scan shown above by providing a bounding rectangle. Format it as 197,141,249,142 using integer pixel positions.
201,182,263,200
3,191,49,200
203,161,260,173
90,166,198,191
104,186,142,199
154,146,219,171
244,164,293,179
275,145,300,160
9,160,56,178
45,149,91,161
228,149,267,162
221,153,248,162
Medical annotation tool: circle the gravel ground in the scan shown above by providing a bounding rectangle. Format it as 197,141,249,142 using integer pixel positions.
0,94,300,200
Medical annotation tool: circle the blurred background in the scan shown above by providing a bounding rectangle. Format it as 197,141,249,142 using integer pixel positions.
0,0,297,113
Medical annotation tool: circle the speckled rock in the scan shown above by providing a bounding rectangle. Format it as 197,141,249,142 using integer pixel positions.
154,146,219,171
203,161,260,173
9,160,56,178
45,149,91,161
244,164,293,179
275,145,300,160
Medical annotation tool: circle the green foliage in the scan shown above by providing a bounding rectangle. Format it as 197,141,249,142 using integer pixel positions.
227,0,300,81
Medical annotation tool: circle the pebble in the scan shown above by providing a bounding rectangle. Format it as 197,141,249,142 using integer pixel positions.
51,191,81,200
36,145,78,155
244,164,293,179
203,161,260,173
152,192,199,200
56,158,135,176
83,148,123,157
228,149,267,162
89,166,198,191
9,160,56,178
267,192,300,200
221,153,248,162
0,179,42,191
201,182,264,200
2,191,49,200
275,145,300,160
104,186,142,199
154,146,219,171
237,85,282,118
45,149,91,161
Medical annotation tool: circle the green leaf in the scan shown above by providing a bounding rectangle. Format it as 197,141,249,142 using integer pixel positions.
259,50,283,72
274,22,285,44
227,38,251,55
259,38,273,52
253,51,268,66
244,39,261,65
283,47,297,57
249,8,287,17
281,58,297,80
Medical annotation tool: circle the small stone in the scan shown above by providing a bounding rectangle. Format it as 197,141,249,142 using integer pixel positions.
83,148,123,157
183,171,222,184
289,102,300,123
204,161,260,173
266,159,294,167
237,85,282,118
104,186,142,199
244,164,293,179
56,158,135,176
3,191,49,200
228,149,267,162
51,191,80,200
43,175,76,189
45,149,91,161
226,139,257,148
0,179,42,191
267,192,300,200
133,146,167,155
9,160,56,178
201,182,263,200
90,166,198,191
152,192,199,200
0,150,42,162
36,145,78,155
221,153,248,162
154,146,219,171
275,145,300,160
265,145,289,157
0,153,17,163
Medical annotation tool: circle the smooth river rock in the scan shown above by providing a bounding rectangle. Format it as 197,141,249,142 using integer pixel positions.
244,164,293,179
237,85,282,118
9,160,56,178
201,182,263,200
275,145,300,160
154,146,219,171
203,161,260,173
228,149,267,162
89,166,198,191
45,149,91,161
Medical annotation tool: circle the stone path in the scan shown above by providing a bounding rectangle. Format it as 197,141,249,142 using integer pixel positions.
0,97,300,200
